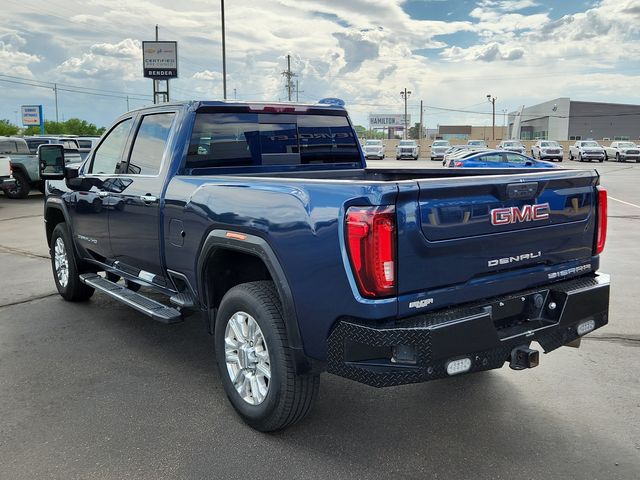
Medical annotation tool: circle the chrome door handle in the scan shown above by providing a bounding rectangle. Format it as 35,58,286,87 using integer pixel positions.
140,194,158,203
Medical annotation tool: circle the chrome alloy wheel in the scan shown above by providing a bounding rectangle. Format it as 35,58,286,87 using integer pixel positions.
224,311,271,405
53,237,69,288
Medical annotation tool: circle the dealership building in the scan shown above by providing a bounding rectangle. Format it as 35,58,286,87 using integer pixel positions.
508,98,640,141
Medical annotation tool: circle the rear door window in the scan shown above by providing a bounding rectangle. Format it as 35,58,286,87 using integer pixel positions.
126,113,175,175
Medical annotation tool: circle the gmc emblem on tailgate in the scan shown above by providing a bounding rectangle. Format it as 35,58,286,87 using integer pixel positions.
490,203,550,225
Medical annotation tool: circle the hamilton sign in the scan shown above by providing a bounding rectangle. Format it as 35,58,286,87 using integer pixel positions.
142,41,178,79
369,114,410,129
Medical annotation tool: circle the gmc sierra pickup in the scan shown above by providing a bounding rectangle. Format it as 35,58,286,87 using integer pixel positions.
39,100,610,431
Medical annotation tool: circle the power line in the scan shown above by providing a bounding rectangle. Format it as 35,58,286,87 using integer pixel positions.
0,77,150,102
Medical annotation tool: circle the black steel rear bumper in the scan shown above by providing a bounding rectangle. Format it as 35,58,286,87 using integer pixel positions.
327,274,610,387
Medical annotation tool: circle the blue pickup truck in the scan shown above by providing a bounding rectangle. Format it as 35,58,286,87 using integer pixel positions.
39,101,610,431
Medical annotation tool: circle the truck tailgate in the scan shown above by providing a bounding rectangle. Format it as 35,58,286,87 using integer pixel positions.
397,169,599,309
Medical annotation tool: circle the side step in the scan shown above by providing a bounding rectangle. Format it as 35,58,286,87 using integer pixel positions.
80,273,182,324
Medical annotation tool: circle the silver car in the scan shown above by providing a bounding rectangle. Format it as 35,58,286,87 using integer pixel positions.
429,140,451,161
604,141,639,163
396,140,420,160
531,140,563,162
467,139,488,148
497,140,525,154
363,139,385,160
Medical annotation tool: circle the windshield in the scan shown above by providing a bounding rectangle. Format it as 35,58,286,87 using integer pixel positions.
541,141,559,147
581,141,599,147
618,142,635,148
504,142,522,147
366,140,382,146
399,141,415,146
468,140,484,145
433,141,449,146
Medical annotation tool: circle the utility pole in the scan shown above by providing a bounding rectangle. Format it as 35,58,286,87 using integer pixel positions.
53,83,59,122
487,94,496,141
281,54,296,102
233,88,237,100
126,95,130,111
296,79,299,102
419,99,423,141
221,0,227,100
400,88,411,140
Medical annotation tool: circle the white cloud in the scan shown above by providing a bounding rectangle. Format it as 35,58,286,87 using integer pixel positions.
0,0,638,129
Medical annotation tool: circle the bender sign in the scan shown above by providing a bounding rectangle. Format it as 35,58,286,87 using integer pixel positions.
142,41,178,79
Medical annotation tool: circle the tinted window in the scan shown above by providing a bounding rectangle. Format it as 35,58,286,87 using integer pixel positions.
505,153,527,163
127,113,175,175
77,140,93,149
0,140,18,154
478,153,503,163
90,118,133,174
186,113,359,169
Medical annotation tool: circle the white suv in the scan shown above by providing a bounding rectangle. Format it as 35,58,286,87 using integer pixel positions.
396,140,420,160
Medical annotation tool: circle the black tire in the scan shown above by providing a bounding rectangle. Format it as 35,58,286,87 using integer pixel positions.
616,153,621,163
50,223,94,301
578,153,583,162
214,281,319,432
5,170,30,199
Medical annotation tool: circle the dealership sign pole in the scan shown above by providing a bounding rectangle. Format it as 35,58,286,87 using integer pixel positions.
142,28,178,105
21,105,44,134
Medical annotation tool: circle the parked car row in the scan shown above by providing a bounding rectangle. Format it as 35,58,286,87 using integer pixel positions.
361,138,639,164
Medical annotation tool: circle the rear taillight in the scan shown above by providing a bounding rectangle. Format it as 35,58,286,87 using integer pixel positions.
9,161,13,176
595,186,607,255
454,161,463,167
345,206,396,298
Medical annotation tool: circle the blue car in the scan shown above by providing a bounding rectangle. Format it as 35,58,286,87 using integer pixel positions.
447,150,558,168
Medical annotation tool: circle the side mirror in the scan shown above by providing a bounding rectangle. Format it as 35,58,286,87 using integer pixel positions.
39,145,65,180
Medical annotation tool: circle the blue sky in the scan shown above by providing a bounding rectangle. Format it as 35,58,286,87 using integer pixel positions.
1,0,639,129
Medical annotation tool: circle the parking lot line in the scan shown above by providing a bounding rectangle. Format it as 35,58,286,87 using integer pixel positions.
607,196,640,209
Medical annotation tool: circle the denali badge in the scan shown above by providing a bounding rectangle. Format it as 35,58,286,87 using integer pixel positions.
490,203,550,225
488,251,541,267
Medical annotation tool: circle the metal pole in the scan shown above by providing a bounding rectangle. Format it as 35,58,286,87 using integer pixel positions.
419,99,423,141
54,83,59,122
221,0,227,100
492,98,496,141
403,88,408,140
153,25,159,104
296,79,299,102
287,55,292,101
126,95,130,111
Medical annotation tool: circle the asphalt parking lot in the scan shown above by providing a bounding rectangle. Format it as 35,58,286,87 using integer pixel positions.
1,161,639,479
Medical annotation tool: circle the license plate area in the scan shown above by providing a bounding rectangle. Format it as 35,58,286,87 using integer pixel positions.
492,290,565,340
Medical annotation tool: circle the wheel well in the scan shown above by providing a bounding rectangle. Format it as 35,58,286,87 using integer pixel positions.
203,248,273,310
45,207,66,247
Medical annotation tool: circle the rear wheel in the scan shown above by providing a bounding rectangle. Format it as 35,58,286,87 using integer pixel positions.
50,223,94,301
214,281,319,432
5,170,30,199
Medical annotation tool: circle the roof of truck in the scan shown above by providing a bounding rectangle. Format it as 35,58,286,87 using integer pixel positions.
125,100,347,115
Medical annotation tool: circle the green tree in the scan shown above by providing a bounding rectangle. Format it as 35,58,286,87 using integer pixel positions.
0,119,19,136
23,118,106,136
408,122,424,140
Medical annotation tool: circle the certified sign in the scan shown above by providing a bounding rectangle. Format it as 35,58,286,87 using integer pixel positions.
21,105,43,126
369,114,410,129
142,41,178,79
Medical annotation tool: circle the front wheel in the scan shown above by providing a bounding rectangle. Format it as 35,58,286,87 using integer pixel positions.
215,281,319,432
50,223,94,301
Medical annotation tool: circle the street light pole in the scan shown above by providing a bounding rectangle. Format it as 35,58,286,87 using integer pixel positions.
400,88,411,140
486,94,496,141
221,0,227,100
